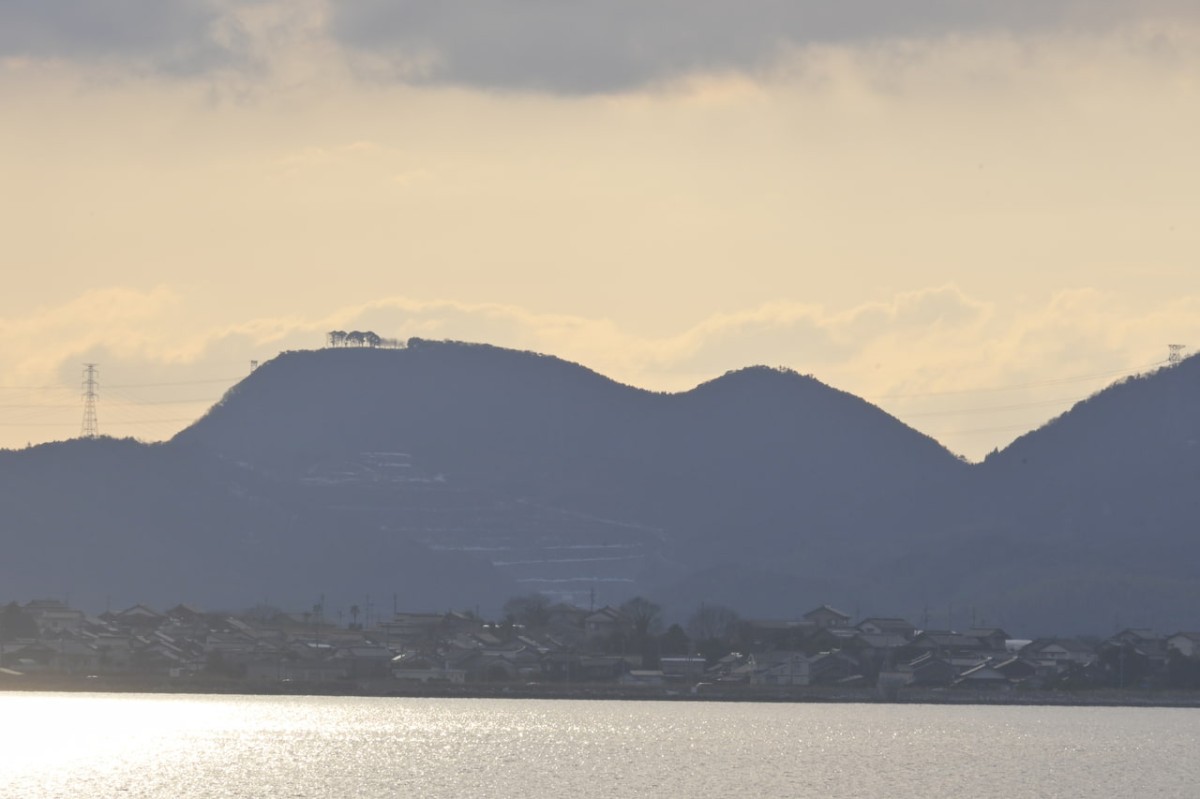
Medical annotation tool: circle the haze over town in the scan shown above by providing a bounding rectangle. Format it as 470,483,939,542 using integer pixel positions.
4,1,1200,459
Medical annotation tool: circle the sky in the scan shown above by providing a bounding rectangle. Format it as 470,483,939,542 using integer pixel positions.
2,0,1199,459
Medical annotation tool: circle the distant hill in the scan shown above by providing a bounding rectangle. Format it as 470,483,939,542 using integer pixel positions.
3,339,1199,633
0,435,515,614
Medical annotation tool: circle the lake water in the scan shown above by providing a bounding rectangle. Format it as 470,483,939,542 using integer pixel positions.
1,692,1197,798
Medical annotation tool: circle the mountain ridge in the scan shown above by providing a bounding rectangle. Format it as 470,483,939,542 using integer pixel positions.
2,339,1197,633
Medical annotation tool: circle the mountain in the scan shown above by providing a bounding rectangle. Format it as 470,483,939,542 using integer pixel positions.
963,357,1200,631
175,340,969,615
2,338,1198,633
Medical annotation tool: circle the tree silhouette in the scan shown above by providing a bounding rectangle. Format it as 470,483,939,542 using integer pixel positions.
503,594,552,628
659,623,691,656
0,602,38,642
620,596,663,669
620,596,662,638
686,603,741,643
327,329,399,348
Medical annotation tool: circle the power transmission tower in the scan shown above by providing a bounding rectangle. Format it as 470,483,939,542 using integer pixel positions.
81,363,99,438
1168,344,1185,366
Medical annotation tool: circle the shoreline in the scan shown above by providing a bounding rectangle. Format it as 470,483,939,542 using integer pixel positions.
4,675,1199,708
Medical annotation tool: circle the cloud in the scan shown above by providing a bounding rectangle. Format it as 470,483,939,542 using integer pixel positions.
0,286,182,382
1,285,1161,400
0,0,251,75
327,0,1200,94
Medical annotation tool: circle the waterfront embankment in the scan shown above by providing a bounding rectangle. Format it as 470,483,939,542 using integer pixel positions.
4,673,1200,708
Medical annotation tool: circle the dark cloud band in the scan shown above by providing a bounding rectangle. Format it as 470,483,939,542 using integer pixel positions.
0,0,243,74
1,1,1191,87
327,0,1185,93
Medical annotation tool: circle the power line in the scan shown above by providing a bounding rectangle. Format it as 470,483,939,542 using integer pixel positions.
106,377,243,389
895,395,1080,419
871,359,1164,400
0,417,203,428
98,418,202,426
0,420,87,428
0,376,242,391
0,412,202,427
924,422,1050,437
1,396,221,410
102,394,225,406
0,403,80,409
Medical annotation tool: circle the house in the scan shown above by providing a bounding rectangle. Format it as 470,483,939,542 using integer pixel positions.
965,628,1011,652
88,632,134,672
442,610,484,635
1020,638,1095,672
105,604,167,632
274,658,349,683
704,652,754,683
856,617,916,639
953,662,1010,689
584,606,629,640
619,669,664,686
852,632,911,653
660,656,708,682
546,604,589,632
540,653,581,681
741,620,816,651
808,627,860,653
903,631,990,660
577,656,633,682
837,633,911,681
335,645,395,679
204,631,263,667
1167,632,1200,659
992,656,1039,684
480,645,543,682
22,599,85,635
803,605,852,629
166,604,207,624
131,632,197,676
378,613,446,650
1108,628,1167,659
903,654,961,687
747,652,810,686
1,642,57,672
1096,630,1170,688
808,651,861,685
389,653,466,683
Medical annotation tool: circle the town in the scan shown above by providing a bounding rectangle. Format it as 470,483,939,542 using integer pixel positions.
3,596,1200,701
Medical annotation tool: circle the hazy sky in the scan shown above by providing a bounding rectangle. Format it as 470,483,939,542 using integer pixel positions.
2,0,1199,459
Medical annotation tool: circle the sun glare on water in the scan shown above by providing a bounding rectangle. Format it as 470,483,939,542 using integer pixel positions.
0,693,262,796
